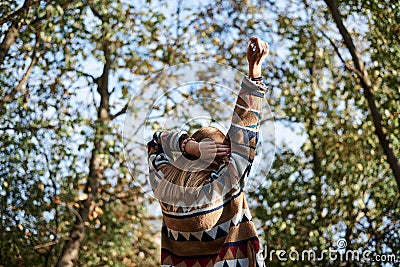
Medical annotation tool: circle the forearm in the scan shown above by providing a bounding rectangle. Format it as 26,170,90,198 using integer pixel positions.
147,130,189,169
231,77,265,129
225,76,266,164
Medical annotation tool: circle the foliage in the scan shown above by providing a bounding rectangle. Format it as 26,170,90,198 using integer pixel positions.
250,0,400,265
0,0,399,266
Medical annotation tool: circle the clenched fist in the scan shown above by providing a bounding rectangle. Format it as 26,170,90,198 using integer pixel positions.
247,37,269,79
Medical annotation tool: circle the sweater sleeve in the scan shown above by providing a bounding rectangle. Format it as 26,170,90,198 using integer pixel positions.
147,131,189,171
224,76,267,188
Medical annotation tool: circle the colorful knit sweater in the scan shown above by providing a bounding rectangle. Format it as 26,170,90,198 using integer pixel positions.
147,77,267,267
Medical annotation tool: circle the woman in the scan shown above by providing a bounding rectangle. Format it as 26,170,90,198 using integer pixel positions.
147,37,269,267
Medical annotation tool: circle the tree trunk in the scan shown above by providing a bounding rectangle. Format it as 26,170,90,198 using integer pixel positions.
57,47,112,267
56,147,104,267
324,0,400,192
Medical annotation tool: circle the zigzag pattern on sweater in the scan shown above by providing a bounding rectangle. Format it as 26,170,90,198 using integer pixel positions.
162,209,253,242
161,237,263,267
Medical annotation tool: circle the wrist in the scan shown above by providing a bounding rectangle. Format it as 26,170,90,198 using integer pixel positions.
181,138,200,157
186,140,200,157
248,65,262,78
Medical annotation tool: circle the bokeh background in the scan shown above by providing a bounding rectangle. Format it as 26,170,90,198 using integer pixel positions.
0,0,399,266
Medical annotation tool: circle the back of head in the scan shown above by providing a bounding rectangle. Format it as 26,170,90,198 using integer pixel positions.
163,126,228,188
191,126,226,143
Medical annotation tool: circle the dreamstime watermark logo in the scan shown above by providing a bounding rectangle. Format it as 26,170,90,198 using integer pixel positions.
122,62,276,208
260,238,399,264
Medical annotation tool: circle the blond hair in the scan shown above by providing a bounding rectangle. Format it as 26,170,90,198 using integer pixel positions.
163,126,228,188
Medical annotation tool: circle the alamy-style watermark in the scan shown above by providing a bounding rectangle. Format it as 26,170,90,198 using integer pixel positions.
259,238,399,264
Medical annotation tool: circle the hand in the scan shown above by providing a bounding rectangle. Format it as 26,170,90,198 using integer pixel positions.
247,37,269,78
185,139,230,163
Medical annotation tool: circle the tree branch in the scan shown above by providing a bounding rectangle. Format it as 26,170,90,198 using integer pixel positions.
110,102,128,120
0,0,41,65
324,0,400,192
73,69,98,83
0,0,40,25
320,31,363,77
0,22,19,66
0,31,40,110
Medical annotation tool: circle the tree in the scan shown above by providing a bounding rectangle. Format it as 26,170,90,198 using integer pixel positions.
1,0,398,266
250,0,399,265
324,0,400,192
1,0,270,265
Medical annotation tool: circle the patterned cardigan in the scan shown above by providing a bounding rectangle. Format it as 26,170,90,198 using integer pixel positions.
147,77,267,267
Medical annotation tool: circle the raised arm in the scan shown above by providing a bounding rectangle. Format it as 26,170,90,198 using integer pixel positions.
224,37,269,186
